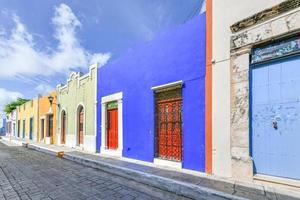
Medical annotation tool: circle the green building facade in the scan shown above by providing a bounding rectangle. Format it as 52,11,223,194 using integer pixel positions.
56,64,98,152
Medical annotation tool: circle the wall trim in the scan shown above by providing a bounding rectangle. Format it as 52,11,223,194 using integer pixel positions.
231,6,300,50
56,63,98,94
206,0,213,174
153,158,182,170
231,0,300,33
254,174,300,188
75,103,86,147
151,80,183,91
101,92,123,103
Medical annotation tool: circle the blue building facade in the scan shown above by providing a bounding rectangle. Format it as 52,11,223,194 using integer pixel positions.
97,13,206,172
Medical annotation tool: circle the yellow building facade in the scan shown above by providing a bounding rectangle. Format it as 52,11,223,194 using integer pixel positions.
38,91,57,144
16,99,38,140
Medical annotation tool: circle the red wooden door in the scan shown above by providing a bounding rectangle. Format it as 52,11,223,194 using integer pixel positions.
157,98,182,161
107,109,118,149
78,108,84,145
61,111,66,144
48,115,53,144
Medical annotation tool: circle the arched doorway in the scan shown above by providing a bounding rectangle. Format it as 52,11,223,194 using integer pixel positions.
61,110,66,144
77,105,84,146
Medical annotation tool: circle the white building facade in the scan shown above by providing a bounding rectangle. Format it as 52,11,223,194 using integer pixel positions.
6,110,16,137
213,0,300,187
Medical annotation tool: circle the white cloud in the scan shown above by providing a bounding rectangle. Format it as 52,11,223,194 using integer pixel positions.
200,0,206,14
0,88,23,114
35,84,54,95
90,53,111,66
0,3,110,79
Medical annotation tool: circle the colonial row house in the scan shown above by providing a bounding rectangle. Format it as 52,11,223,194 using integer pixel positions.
16,92,57,144
56,64,97,153
16,99,39,141
96,13,207,172
11,0,300,189
6,110,16,137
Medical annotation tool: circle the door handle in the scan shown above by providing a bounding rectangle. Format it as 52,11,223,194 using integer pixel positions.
272,121,278,130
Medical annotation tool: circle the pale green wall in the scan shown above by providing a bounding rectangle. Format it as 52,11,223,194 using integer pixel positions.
57,66,96,138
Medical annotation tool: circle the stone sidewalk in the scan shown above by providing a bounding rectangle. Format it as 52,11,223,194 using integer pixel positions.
0,141,187,200
1,136,300,200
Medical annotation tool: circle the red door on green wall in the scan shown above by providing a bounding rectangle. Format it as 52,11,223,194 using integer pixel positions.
107,108,118,149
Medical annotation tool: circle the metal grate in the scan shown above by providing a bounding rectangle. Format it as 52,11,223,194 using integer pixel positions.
155,88,182,162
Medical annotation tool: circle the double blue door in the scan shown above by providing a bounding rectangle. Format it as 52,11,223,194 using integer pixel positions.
252,56,300,180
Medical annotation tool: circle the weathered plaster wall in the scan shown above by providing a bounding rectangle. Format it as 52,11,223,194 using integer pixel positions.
212,0,285,178
230,4,300,181
56,64,97,152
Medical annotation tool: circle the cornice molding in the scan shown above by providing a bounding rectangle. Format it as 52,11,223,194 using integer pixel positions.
231,0,300,33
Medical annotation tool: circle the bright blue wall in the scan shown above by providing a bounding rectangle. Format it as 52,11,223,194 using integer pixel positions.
97,13,206,172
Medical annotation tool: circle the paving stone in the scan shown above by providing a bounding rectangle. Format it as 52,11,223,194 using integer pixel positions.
0,142,189,200
120,194,135,200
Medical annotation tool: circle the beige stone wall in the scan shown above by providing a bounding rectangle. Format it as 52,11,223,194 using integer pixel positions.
212,0,285,178
230,5,300,181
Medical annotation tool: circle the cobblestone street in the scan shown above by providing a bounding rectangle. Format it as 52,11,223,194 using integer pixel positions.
0,142,188,200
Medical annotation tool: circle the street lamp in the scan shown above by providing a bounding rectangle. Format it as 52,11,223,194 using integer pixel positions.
48,95,54,106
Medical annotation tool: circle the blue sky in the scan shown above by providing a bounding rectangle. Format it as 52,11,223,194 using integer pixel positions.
0,0,204,115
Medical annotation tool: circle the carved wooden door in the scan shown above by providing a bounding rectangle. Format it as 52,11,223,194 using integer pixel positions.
156,97,182,161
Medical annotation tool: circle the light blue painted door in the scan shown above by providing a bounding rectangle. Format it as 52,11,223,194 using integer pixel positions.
252,56,300,180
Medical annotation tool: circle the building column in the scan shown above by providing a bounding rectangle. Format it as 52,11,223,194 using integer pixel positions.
230,48,253,181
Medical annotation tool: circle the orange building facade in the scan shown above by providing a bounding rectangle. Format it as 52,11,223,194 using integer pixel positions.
38,91,57,144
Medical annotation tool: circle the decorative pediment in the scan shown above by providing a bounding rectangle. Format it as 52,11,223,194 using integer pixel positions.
56,63,98,94
69,72,78,80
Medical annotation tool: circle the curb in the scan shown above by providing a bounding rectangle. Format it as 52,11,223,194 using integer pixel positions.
26,143,246,200
22,142,300,200
26,143,62,157
0,136,24,146
63,153,247,200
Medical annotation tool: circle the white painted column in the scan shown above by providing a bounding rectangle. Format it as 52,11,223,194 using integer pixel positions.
101,103,106,152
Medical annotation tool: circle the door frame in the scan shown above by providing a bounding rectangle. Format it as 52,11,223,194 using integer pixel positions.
76,103,85,147
101,92,123,157
40,116,46,142
151,80,183,169
47,114,54,144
